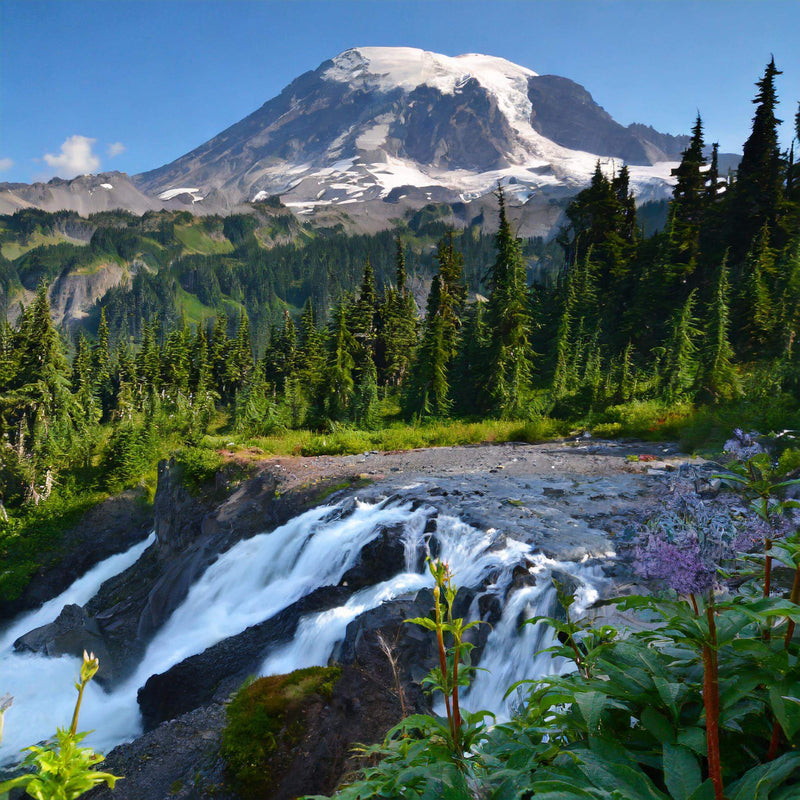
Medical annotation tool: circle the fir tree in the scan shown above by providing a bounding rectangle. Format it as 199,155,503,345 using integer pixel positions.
729,57,785,255
485,186,533,416
379,238,418,388
320,301,356,422
696,256,740,401
404,276,451,418
661,289,700,400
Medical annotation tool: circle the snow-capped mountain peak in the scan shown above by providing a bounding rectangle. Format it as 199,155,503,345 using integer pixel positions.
2,47,708,234
323,46,538,96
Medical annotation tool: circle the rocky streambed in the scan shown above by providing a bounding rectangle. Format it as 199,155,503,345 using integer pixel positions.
0,439,715,799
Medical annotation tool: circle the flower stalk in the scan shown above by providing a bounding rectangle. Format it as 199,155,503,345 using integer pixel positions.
702,600,724,800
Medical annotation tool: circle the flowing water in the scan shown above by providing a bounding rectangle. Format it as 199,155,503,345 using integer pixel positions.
0,497,608,766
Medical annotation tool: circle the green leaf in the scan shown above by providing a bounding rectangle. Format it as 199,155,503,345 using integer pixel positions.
769,683,800,739
575,691,609,731
686,780,717,800
676,727,706,756
652,678,686,722
726,752,800,799
662,743,701,800
642,707,676,745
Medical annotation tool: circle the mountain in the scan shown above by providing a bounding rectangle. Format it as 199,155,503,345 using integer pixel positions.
2,48,735,235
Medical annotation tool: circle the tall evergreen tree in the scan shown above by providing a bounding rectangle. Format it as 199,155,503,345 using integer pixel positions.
486,186,533,416
729,57,785,255
320,300,356,422
696,255,740,401
404,276,451,418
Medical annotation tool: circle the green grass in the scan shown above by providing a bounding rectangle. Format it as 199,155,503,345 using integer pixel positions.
1,231,87,261
174,224,234,255
175,286,218,325
221,666,341,800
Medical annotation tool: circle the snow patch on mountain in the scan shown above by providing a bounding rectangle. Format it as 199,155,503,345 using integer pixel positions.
158,187,205,202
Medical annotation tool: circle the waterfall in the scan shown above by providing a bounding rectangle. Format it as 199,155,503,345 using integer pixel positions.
0,532,156,652
0,497,608,767
0,533,156,764
461,555,605,721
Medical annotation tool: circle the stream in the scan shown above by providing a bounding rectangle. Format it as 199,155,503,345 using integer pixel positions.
0,495,609,765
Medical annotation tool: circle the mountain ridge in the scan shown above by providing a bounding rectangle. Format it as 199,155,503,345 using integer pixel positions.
1,47,739,235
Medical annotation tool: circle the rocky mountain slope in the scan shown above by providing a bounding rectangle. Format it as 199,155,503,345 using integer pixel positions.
0,47,735,237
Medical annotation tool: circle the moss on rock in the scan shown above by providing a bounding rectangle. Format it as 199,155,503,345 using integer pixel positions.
221,665,341,799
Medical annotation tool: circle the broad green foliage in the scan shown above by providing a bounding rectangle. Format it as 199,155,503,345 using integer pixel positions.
0,652,121,800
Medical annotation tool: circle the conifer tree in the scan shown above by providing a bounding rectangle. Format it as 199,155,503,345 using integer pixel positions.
227,309,253,392
235,362,277,435
696,256,740,401
320,300,356,422
379,238,418,388
741,224,778,355
486,186,533,416
729,57,785,255
210,312,230,397
661,289,700,400
670,115,707,271
72,333,100,428
452,299,489,414
404,276,451,418
297,298,325,395
351,257,377,354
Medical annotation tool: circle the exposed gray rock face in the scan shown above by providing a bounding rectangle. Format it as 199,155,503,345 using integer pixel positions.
137,585,353,730
527,75,691,165
13,604,112,679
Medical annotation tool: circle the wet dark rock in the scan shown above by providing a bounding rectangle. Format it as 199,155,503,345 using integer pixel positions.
137,585,352,730
14,604,114,683
0,490,153,623
478,592,503,624
695,477,722,498
339,523,407,590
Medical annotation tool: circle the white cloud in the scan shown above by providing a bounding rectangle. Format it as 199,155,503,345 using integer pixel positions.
43,135,100,177
107,141,126,157
0,158,13,172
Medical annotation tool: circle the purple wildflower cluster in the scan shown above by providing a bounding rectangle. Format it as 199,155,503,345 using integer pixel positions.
734,505,798,551
633,482,738,597
723,428,766,461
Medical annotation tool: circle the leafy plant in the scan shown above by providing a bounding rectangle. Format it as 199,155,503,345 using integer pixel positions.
0,651,121,799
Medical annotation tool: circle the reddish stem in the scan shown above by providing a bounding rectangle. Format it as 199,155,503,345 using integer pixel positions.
767,720,782,761
770,564,800,761
703,604,725,800
784,564,800,648
764,538,773,598
436,626,452,728
451,636,462,755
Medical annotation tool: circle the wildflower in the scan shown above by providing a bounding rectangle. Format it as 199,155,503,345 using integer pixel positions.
724,428,765,460
633,481,738,596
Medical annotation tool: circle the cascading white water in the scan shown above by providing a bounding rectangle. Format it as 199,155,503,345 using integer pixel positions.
461,556,605,721
0,533,156,652
0,533,156,764
0,496,608,768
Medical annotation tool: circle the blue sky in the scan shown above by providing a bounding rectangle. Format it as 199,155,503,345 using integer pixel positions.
2,0,799,184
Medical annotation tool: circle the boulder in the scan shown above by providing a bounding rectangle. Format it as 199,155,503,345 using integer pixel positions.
339,522,407,589
14,604,114,682
137,585,352,730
